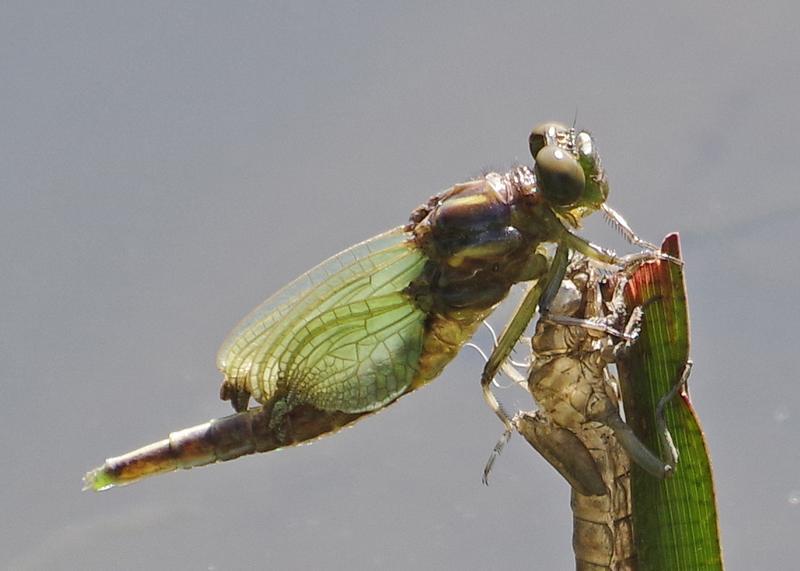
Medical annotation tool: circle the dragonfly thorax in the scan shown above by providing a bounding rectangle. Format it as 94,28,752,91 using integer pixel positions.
406,166,556,316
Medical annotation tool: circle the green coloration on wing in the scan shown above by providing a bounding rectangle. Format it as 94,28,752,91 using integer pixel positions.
618,234,723,570
217,227,429,412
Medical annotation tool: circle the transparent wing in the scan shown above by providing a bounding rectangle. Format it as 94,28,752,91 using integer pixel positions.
216,227,429,413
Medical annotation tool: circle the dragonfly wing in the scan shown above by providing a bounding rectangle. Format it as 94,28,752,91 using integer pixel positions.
216,227,429,413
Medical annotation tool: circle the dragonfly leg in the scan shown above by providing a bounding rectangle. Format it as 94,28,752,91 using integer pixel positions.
654,360,693,467
480,243,570,430
595,405,674,479
601,203,684,266
481,427,513,485
599,305,647,361
560,227,681,269
537,242,572,316
592,363,687,480
601,203,660,251
542,313,633,342
541,278,645,347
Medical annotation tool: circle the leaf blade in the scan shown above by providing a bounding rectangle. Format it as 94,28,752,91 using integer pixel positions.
618,234,723,570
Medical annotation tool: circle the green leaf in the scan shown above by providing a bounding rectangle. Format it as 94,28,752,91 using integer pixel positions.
617,234,724,570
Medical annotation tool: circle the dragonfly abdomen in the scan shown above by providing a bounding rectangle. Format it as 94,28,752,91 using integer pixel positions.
570,427,636,571
83,402,364,490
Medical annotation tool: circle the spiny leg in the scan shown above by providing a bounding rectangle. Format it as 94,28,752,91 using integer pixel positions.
601,203,684,266
559,226,681,269
482,427,513,485
601,203,660,251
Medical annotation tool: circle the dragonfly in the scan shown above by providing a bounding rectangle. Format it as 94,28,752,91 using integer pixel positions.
84,122,671,491
497,255,683,570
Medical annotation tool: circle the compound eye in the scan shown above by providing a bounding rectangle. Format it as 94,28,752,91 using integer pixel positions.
529,122,568,160
534,146,585,206
576,131,594,157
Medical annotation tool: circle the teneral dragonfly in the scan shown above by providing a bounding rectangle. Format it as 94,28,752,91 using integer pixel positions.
84,122,668,491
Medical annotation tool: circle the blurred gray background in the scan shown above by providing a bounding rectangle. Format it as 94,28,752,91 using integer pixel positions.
3,2,798,569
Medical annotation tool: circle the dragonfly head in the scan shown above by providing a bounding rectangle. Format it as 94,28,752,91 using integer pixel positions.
529,122,609,227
